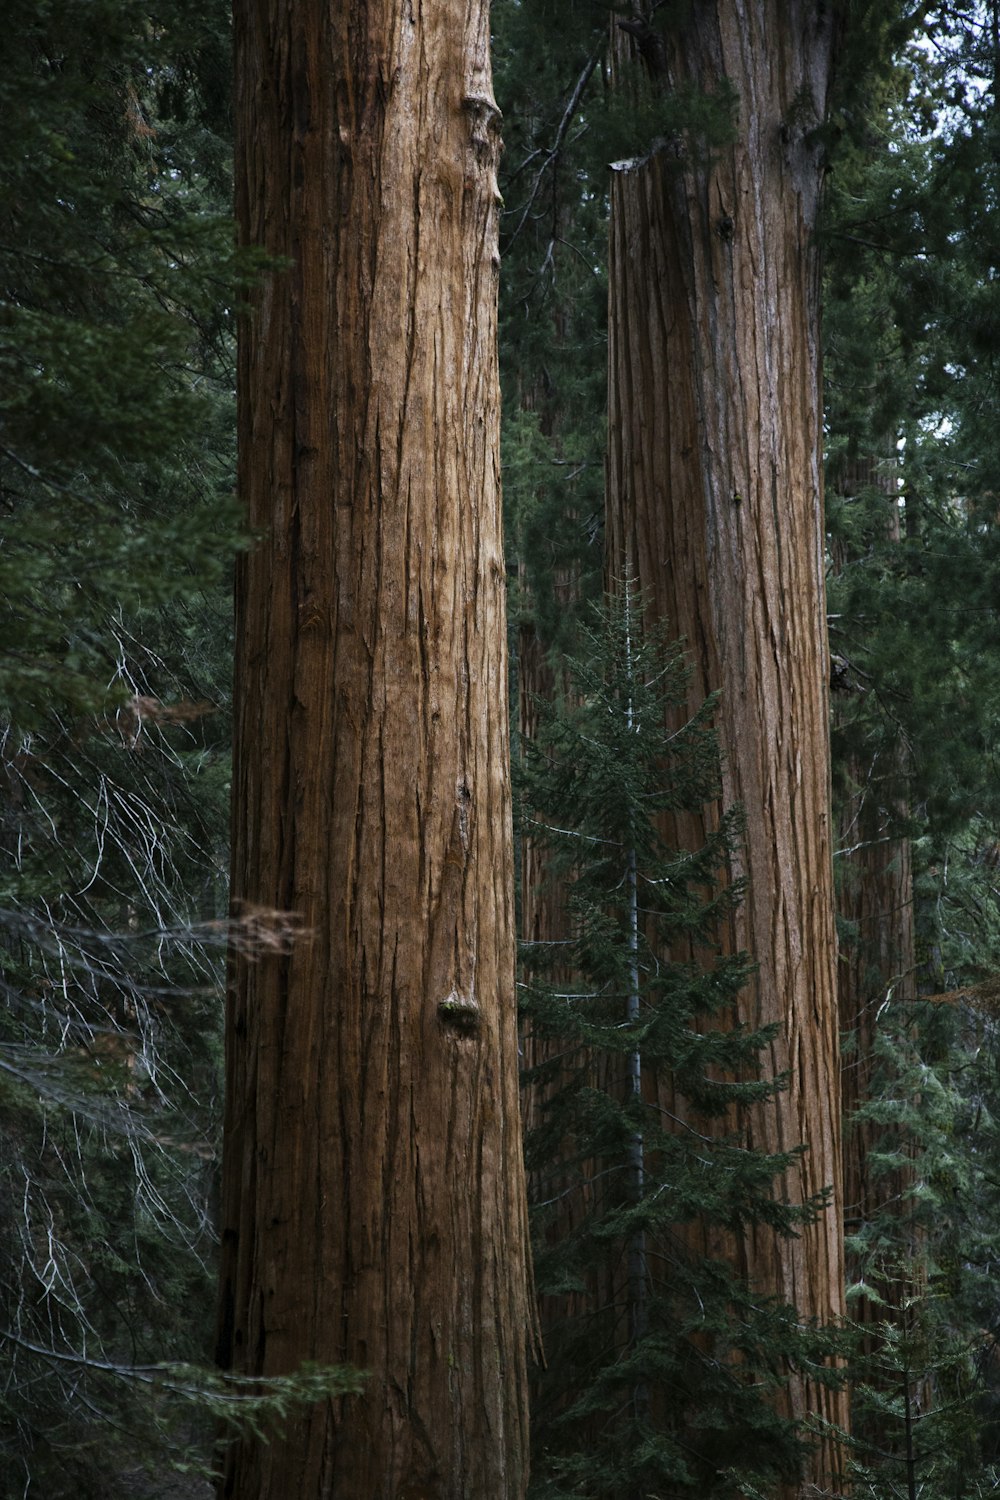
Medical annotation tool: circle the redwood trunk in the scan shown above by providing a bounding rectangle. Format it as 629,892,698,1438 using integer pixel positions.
606,3,848,1488
216,4,531,1497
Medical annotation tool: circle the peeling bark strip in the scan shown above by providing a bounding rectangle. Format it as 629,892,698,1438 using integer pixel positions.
217,4,531,1498
606,1,849,1492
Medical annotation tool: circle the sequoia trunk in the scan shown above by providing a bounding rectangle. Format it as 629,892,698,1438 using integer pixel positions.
216,4,531,1497
606,3,849,1489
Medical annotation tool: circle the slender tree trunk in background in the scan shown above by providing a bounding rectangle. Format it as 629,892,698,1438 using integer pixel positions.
215,3,531,1497
838,788,916,1259
517,601,605,1402
832,456,917,1345
606,3,848,1489
518,612,570,1182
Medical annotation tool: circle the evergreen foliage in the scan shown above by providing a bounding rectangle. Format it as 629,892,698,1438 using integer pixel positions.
518,589,841,1499
824,6,1000,834
0,0,245,727
493,0,610,651
823,11,1000,1489
844,994,1000,1498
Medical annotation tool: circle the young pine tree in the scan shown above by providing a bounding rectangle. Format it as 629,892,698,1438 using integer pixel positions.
518,588,843,1500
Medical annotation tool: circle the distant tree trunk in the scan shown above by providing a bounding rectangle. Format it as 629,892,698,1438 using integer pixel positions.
832,455,918,1341
518,596,602,1388
215,4,531,1498
837,758,917,1309
606,2,849,1490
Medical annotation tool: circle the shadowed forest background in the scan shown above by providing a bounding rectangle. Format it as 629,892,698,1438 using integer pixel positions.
6,1,1000,1497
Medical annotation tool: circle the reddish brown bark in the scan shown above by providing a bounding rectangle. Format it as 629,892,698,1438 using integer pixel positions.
215,4,531,1497
605,3,849,1490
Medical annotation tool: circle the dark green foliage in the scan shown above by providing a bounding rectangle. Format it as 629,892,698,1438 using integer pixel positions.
841,818,1000,1499
493,0,610,652
823,16,1000,1489
824,9,1000,834
0,2,250,1492
0,0,246,728
843,989,1000,1498
519,590,840,1499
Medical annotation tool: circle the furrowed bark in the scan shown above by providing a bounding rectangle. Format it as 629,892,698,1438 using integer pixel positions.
216,4,531,1497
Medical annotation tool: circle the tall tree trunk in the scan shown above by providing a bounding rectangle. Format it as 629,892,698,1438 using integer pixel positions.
606,3,848,1490
215,4,531,1497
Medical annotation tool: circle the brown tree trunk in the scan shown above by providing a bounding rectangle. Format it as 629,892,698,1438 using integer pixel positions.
215,4,531,1497
606,3,849,1490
